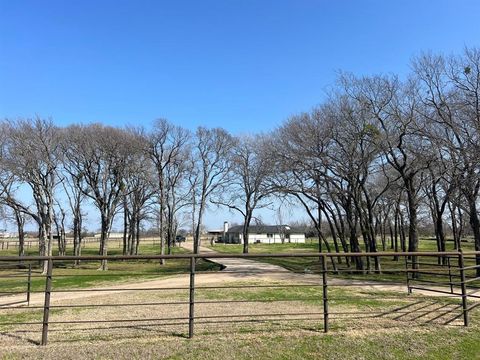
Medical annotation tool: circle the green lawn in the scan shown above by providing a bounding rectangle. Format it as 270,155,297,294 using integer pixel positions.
0,245,220,293
209,237,476,254
0,239,165,257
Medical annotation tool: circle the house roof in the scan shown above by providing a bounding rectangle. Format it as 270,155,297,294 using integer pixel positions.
227,225,304,235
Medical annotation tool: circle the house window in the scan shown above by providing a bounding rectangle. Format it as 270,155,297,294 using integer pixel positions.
267,233,273,238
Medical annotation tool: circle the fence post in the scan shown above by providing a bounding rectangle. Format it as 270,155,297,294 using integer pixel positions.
41,259,53,346
405,256,412,294
321,255,329,333
27,264,32,306
458,250,469,327
188,256,196,338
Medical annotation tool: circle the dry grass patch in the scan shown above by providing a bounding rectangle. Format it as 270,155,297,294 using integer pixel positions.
0,278,469,349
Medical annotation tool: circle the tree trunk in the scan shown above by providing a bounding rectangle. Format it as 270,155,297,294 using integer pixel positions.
135,216,141,255
242,211,253,254
326,205,350,265
389,221,394,250
14,209,25,257
435,214,446,264
123,203,129,255
393,209,399,261
405,179,419,277
99,213,110,271
159,187,166,264
315,224,337,272
332,202,348,251
242,226,249,254
346,209,363,270
399,210,407,252
366,209,381,273
194,201,206,254
467,197,480,277
323,210,342,264
159,218,165,265
449,201,460,250
73,215,81,266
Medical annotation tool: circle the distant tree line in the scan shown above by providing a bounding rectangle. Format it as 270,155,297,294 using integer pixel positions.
1,48,479,274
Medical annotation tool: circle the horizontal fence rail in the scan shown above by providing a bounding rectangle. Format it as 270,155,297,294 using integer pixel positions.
2,250,480,261
0,251,478,346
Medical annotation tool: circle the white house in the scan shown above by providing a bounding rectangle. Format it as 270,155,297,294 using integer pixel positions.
93,232,124,239
0,231,11,238
222,222,305,244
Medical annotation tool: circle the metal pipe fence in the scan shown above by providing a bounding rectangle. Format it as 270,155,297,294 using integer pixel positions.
0,251,478,346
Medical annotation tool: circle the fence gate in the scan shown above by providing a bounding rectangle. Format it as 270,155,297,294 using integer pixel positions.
405,251,480,326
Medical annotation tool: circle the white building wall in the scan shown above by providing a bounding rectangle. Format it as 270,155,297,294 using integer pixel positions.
236,233,305,244
94,232,124,239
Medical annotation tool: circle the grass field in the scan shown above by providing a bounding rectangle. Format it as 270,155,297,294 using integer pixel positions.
209,237,476,254
0,279,478,359
0,243,220,293
3,327,479,359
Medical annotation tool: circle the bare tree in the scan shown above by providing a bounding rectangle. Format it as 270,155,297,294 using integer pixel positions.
2,118,60,273
324,93,392,271
0,203,26,257
164,151,192,253
63,124,132,270
191,127,234,253
268,111,339,270
146,119,190,261
58,170,86,265
53,201,67,256
122,131,156,255
413,48,480,272
58,128,89,264
342,75,431,273
212,135,273,253
0,130,28,257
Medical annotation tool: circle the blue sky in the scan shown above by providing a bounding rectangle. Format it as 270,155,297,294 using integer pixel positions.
1,0,479,134
1,0,479,230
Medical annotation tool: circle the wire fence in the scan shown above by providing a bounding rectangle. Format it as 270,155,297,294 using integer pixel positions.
0,236,166,250
0,251,478,346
